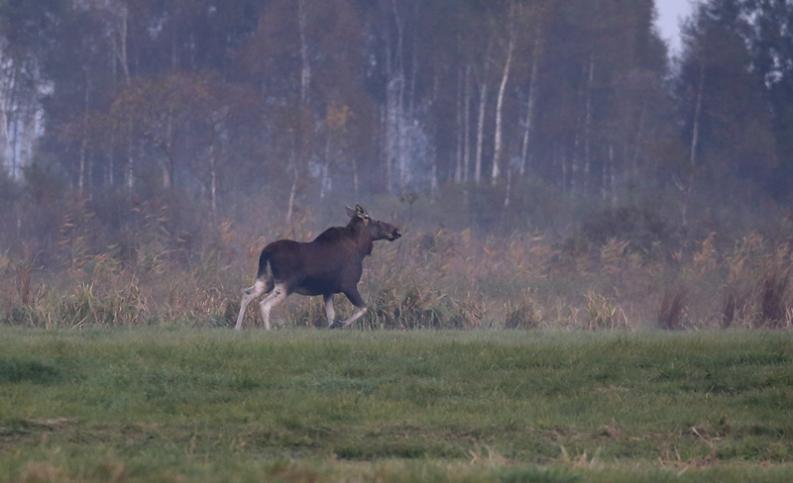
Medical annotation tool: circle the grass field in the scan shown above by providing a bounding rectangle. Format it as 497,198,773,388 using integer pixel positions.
1,328,792,482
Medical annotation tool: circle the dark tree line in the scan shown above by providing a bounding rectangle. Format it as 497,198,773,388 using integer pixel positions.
1,0,792,228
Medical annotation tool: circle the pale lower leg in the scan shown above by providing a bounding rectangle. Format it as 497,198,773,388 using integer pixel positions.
259,284,287,330
324,295,336,327
341,307,368,328
235,280,266,331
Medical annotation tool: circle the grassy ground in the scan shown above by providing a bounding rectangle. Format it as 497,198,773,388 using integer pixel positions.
1,328,792,482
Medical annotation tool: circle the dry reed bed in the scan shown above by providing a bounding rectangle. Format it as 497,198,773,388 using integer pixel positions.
2,202,793,330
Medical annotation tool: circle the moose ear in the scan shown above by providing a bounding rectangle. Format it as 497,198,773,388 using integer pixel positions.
355,204,370,223
346,204,368,219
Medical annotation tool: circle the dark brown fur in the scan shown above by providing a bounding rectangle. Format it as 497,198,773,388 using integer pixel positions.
251,206,400,316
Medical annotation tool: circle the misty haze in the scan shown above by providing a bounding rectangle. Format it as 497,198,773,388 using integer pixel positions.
1,1,793,481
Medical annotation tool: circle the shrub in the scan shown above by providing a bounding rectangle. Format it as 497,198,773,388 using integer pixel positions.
583,291,629,330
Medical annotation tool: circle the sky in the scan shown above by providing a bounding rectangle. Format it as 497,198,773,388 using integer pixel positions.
656,0,697,52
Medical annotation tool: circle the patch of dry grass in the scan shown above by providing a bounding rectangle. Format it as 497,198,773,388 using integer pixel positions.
2,202,793,331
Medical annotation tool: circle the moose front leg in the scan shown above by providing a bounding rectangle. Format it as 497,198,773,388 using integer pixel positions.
340,307,368,328
340,287,368,328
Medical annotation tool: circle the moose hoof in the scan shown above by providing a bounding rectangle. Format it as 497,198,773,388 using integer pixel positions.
329,320,343,330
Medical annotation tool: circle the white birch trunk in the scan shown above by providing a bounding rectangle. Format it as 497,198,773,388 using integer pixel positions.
209,139,217,217
474,80,488,185
352,156,359,196
391,0,408,190
381,106,392,191
491,33,515,185
78,135,87,194
503,164,512,207
431,156,439,198
689,63,705,170
519,29,541,178
320,135,331,199
454,67,463,184
126,120,134,194
609,144,617,206
601,143,610,201
683,62,706,227
286,161,298,225
560,147,568,194
632,103,646,181
7,65,19,179
162,107,173,189
583,54,595,189
0,59,8,175
78,72,90,195
10,95,18,180
115,4,131,86
298,0,310,104
382,0,408,194
571,120,580,193
462,66,471,183
108,130,115,187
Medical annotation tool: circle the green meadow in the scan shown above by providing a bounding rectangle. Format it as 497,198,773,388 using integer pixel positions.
1,328,792,482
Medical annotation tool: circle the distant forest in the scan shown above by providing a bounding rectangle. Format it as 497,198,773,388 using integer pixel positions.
1,0,793,237
4,0,793,331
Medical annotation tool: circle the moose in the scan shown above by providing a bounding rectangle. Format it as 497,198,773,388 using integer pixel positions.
235,205,402,330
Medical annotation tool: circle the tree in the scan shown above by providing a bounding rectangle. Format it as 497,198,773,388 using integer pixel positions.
677,0,775,199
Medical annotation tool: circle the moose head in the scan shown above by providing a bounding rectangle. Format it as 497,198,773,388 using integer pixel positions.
345,204,401,242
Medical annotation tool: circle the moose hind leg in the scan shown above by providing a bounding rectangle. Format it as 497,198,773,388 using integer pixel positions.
259,283,288,330
235,280,266,331
340,288,368,328
323,294,336,327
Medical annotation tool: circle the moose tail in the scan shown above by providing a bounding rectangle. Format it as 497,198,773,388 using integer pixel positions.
255,248,271,282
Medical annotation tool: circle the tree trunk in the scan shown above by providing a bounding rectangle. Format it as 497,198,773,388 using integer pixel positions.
503,164,512,208
116,4,131,86
126,120,135,194
10,95,19,180
519,28,541,178
78,72,91,196
298,0,310,104
491,32,515,185
683,62,706,227
689,62,705,171
320,135,331,199
462,66,471,183
431,155,439,198
209,137,218,218
632,103,646,182
391,0,408,190
570,120,580,194
286,160,299,225
352,156,359,196
583,54,595,191
161,107,174,190
560,146,568,194
78,132,86,194
455,66,463,184
108,130,115,187
8,65,20,179
382,0,407,193
381,106,392,191
474,80,488,185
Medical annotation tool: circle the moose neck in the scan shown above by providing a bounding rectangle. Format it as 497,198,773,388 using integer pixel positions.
347,220,374,257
